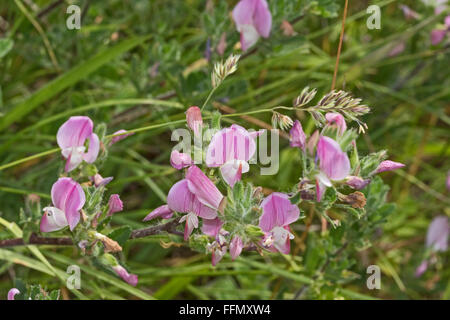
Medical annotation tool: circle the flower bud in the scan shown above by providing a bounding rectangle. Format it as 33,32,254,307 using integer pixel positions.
107,194,123,216
170,150,193,170
186,106,203,136
289,120,306,150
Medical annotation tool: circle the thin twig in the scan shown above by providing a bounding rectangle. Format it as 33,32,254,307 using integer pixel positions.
0,218,183,248
331,0,349,91
37,0,64,19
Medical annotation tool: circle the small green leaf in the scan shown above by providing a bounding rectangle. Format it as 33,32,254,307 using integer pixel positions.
107,225,132,247
0,38,13,59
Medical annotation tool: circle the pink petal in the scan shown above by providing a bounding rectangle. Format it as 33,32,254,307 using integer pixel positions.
240,25,260,51
186,165,223,210
167,179,195,213
316,178,326,202
317,136,350,181
110,129,134,145
431,29,446,45
83,133,100,163
170,150,193,170
346,176,371,190
325,113,347,135
232,0,257,28
56,116,93,149
220,160,248,187
211,246,227,266
7,288,20,300
107,194,123,216
91,173,114,187
191,197,218,219
202,217,224,237
112,265,138,286
259,192,300,232
181,212,199,240
143,205,174,221
289,120,306,149
253,0,272,38
375,160,405,173
415,260,428,277
229,236,243,260
426,216,449,252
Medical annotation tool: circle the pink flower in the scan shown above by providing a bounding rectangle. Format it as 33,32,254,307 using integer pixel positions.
170,150,193,170
259,192,300,254
90,173,113,187
315,136,351,202
107,194,123,216
375,160,405,174
211,243,227,266
206,124,258,187
143,205,174,221
186,106,203,136
57,116,100,172
289,120,306,150
346,176,371,190
40,178,85,232
430,15,450,45
167,165,223,239
415,216,449,277
232,0,272,51
325,112,347,135
112,265,138,286
426,216,449,252
110,129,134,145
229,236,244,260
7,288,20,300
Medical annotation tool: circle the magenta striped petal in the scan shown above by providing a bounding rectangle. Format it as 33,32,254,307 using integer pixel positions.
206,124,256,167
186,165,223,210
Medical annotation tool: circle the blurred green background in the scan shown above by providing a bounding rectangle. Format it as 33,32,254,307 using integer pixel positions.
0,0,449,299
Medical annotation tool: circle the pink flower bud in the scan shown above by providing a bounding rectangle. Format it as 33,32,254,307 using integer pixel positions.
143,205,173,221
107,194,123,216
289,120,306,150
170,150,193,170
110,129,134,145
375,160,405,174
186,106,203,136
91,173,114,187
346,176,371,190
325,112,347,135
112,265,138,286
7,288,20,300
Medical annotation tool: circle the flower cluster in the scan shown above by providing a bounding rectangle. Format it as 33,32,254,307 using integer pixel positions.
144,95,405,266
38,116,138,286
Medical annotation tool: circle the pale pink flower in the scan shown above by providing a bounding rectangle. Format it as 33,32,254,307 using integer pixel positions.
57,116,100,172
232,0,272,51
40,178,85,232
259,192,300,254
206,124,259,187
315,136,351,202
167,165,223,239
